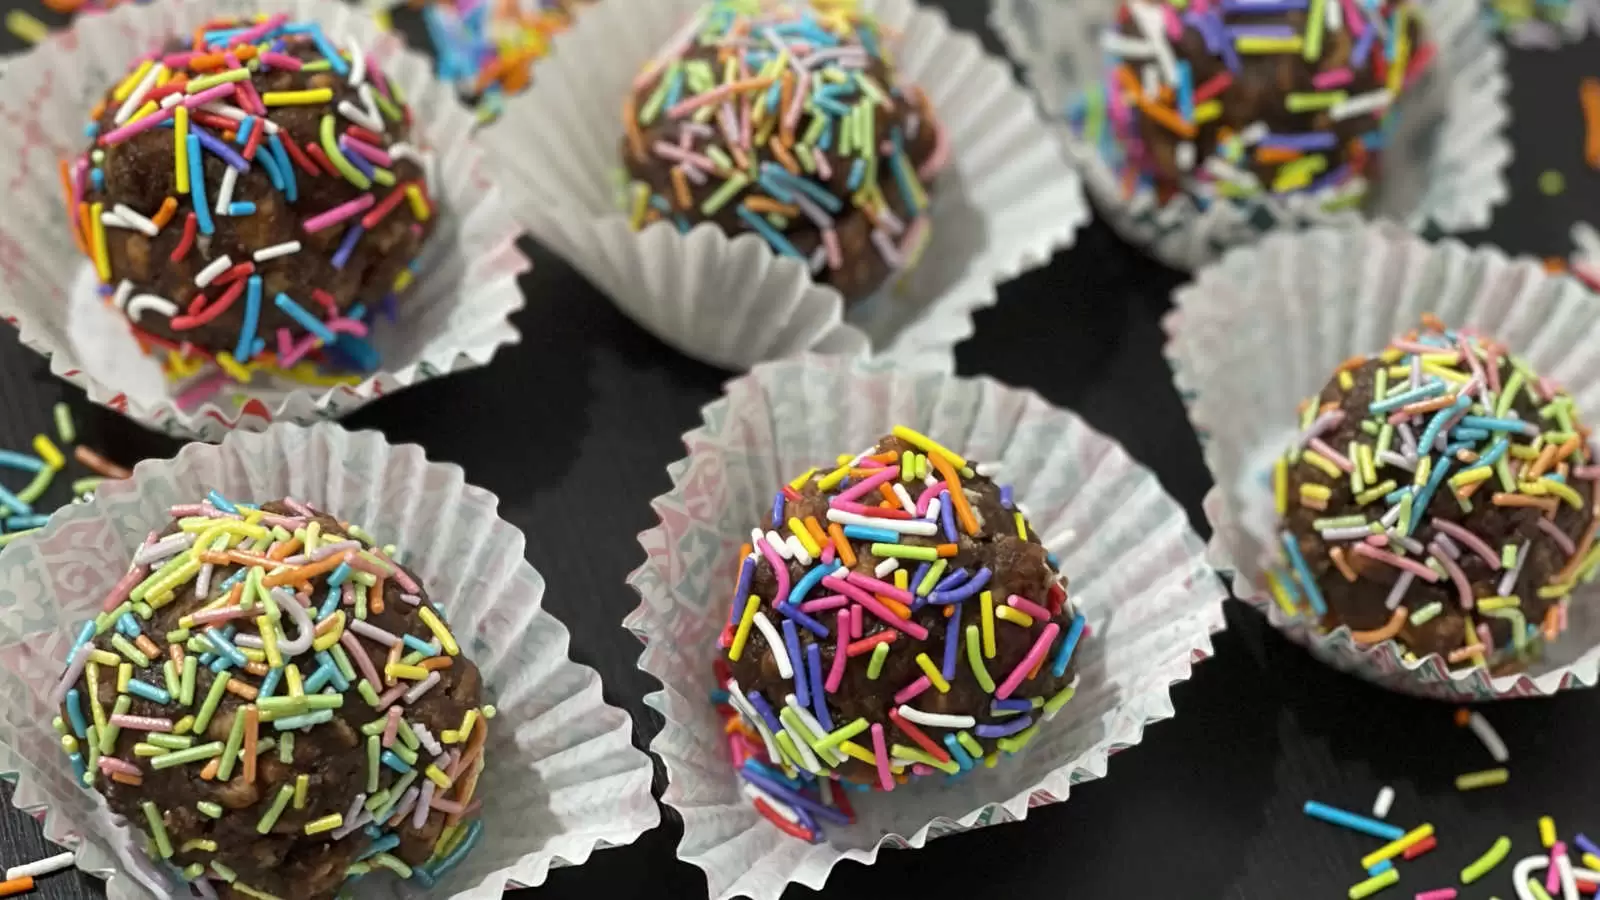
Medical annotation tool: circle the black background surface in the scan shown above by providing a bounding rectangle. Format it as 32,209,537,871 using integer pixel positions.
0,2,1597,897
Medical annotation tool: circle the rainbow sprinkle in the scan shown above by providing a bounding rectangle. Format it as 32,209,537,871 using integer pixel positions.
716,427,1083,842
622,0,948,298
65,15,437,407
51,495,490,898
1072,0,1435,214
1272,317,1600,671
407,0,586,124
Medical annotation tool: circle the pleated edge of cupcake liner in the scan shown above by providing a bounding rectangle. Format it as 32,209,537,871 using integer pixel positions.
0,422,662,897
1162,223,1600,701
0,0,531,442
618,355,1229,898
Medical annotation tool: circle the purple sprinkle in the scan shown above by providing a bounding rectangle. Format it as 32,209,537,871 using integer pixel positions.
746,691,783,733
992,698,1033,712
939,490,958,543
770,491,786,529
331,224,365,271
190,125,250,173
942,601,962,681
1257,132,1338,152
976,716,1034,739
806,644,831,731
782,618,808,708
776,602,829,638
934,568,971,593
730,555,756,626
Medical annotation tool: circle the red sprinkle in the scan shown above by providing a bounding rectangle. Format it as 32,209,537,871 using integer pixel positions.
346,125,386,146
311,289,339,315
242,118,265,161
360,182,412,230
169,277,246,330
212,260,255,287
304,142,340,178
845,631,896,657
887,708,951,764
279,135,320,177
1402,834,1438,861
169,212,198,263
752,797,815,841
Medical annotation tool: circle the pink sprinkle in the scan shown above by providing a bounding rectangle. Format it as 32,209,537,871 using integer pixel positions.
189,606,253,626
1537,517,1577,556
375,683,409,712
1430,544,1475,610
1415,891,1456,900
825,612,848,693
98,756,141,776
1549,843,1567,894
1007,594,1053,621
1306,438,1354,471
797,595,849,614
428,797,465,815
1351,542,1442,582
1160,3,1182,39
279,332,321,368
892,675,931,705
1476,623,1495,656
258,51,303,71
340,631,382,692
110,714,173,732
820,542,837,565
814,149,832,181
163,52,200,68
97,106,175,145
833,466,901,503
102,565,148,612
1312,68,1354,90
1340,0,1366,34
822,229,843,271
182,83,237,109
224,14,286,48
823,575,927,640
870,723,893,790
758,538,792,607
303,194,377,233
996,623,1060,700
851,605,863,640
370,548,419,593
174,373,229,412
843,571,914,605
381,706,403,747
341,135,394,168
1429,520,1501,570
913,481,945,516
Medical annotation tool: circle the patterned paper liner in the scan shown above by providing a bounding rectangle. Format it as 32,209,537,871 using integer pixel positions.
0,423,658,898
0,0,529,441
1167,221,1600,700
989,0,1511,272
480,0,1088,372
624,354,1227,899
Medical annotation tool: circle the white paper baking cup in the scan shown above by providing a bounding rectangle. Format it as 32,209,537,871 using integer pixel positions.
0,423,659,899
990,0,1512,272
1167,220,1600,701
624,355,1227,898
481,0,1089,372
0,0,529,442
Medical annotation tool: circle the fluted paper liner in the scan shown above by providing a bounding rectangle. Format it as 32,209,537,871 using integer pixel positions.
0,0,529,441
1167,221,1600,700
624,355,1227,898
482,0,1088,371
990,0,1511,271
0,424,659,898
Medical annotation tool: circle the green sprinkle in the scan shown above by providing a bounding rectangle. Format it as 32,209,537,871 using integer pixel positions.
53,402,75,443
700,173,750,217
150,741,224,770
194,674,230,734
196,801,224,819
15,467,52,505
179,656,197,707
256,784,294,834
996,725,1040,754
278,732,294,764
143,800,174,858
216,708,247,781
917,559,948,596
367,734,381,792
364,788,391,813
210,860,237,882
357,679,381,708
867,641,889,680
101,696,130,754
146,733,194,750
1410,602,1443,626
1540,170,1566,196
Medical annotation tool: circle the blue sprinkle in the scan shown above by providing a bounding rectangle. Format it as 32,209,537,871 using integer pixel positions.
943,733,974,771
770,490,786,529
842,525,898,543
1280,533,1327,616
0,450,44,473
66,689,88,738
125,679,171,704
233,276,261,361
274,293,337,343
207,490,238,513
379,750,413,773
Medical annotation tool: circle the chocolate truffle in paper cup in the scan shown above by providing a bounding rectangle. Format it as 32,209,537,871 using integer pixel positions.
621,0,946,306
990,0,1509,271
626,356,1225,898
0,424,658,898
0,0,527,440
1168,221,1600,700
1270,320,1597,676
485,0,1086,370
719,428,1084,837
53,496,493,899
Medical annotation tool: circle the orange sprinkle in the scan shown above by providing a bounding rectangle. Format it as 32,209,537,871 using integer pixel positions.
1119,65,1195,139
267,536,302,561
242,705,259,783
1400,394,1456,416
828,523,857,567
1582,77,1600,169
244,661,269,677
744,196,800,216
150,196,179,230
225,680,258,701
385,642,403,687
1492,493,1559,516
1350,608,1407,645
935,543,959,558
262,551,351,588
769,136,801,175
421,656,454,671
877,594,911,619
110,771,143,787
370,576,386,615
878,482,901,509
1335,355,1369,372
1527,443,1561,480
868,452,899,464
1421,313,1447,332
1454,707,1472,727
927,452,980,536
1545,606,1562,640
1554,515,1600,584
200,757,220,781
59,160,86,255
623,95,646,162
670,166,693,210
134,634,162,660
78,202,94,265
737,542,753,570
803,516,828,547
1329,546,1358,582
169,643,185,667
1255,146,1302,164
1448,644,1486,665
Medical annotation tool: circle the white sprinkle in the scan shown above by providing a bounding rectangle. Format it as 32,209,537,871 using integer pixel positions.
751,613,791,678
1514,855,1549,900
924,498,942,523
113,63,164,125
402,670,440,704
1371,785,1395,819
1325,0,1343,29
1099,31,1157,59
726,679,783,765
891,483,916,514
750,528,768,554
1467,711,1510,763
214,167,239,215
825,509,938,536
765,530,792,560
974,462,1001,478
1176,141,1197,172
1559,851,1580,900
111,280,134,310
897,705,976,729
1331,89,1392,122
741,783,799,822
112,203,159,236
6,850,75,881
1128,1,1177,83
346,38,367,88
125,294,178,322
194,255,233,288
874,558,899,578
785,696,841,766
1238,122,1270,146
99,208,136,230
786,534,812,566
160,92,184,110
253,241,302,262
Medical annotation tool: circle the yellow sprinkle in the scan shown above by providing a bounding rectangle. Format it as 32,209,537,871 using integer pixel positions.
787,468,818,490
1450,466,1494,489
1237,35,1303,53
1301,450,1341,479
284,663,304,698
729,596,760,661
89,202,111,283
112,59,155,102
889,425,967,469
1265,571,1298,615
262,89,334,106
979,590,996,659
404,184,431,222
1585,852,1600,872
424,764,453,788
417,606,460,656
32,434,65,470
1455,768,1509,791
1541,478,1584,508
293,773,309,810
1354,480,1397,506
1274,457,1289,516
214,352,252,383
836,740,876,766
788,518,821,558
1338,370,1354,391
1540,815,1557,848
1013,511,1027,540
894,568,908,592
914,653,949,693
995,605,1035,628
1299,483,1333,501
385,663,429,681
303,813,342,835
1361,823,1435,869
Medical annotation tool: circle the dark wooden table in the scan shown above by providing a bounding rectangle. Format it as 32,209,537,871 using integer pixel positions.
1,2,1597,897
